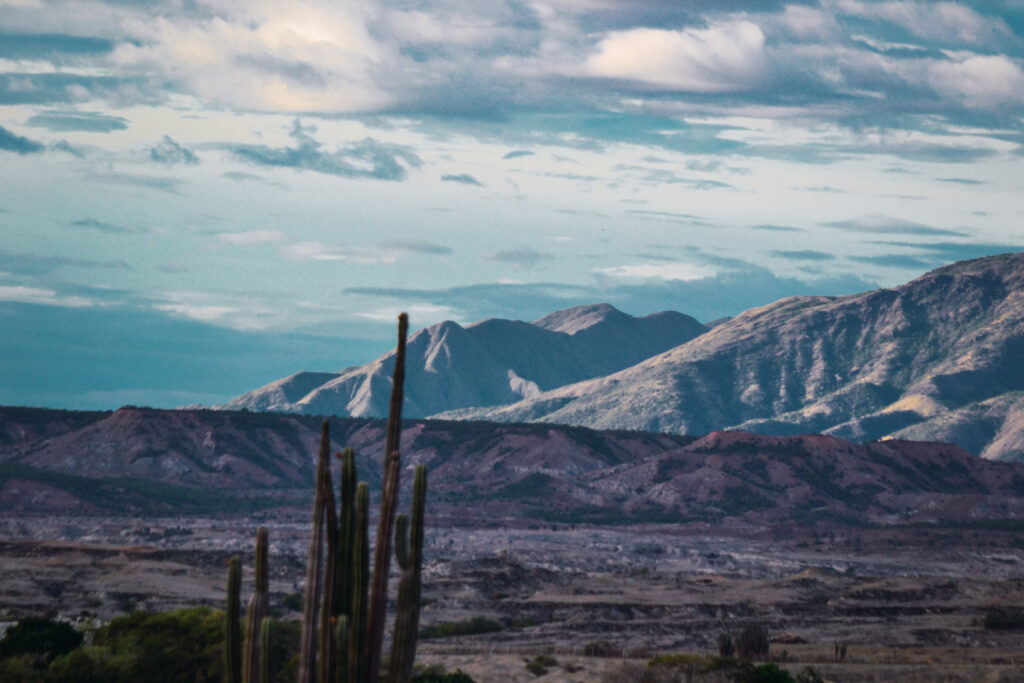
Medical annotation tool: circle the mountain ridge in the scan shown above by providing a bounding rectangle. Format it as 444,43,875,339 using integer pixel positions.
441,253,1024,461
3,405,1024,531
220,303,707,418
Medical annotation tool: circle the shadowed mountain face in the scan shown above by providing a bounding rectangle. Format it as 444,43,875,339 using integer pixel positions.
444,253,1024,461
2,407,1023,528
220,304,707,419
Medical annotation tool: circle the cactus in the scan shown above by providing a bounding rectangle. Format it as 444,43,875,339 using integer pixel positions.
388,465,427,683
235,313,425,683
243,527,269,683
258,617,272,683
225,556,242,683
347,482,370,682
299,420,331,683
366,313,409,682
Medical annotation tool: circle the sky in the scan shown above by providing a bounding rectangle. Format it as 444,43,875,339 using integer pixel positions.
2,0,1023,410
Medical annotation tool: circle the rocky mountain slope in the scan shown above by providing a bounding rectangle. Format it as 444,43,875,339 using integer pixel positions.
220,304,706,419
445,253,1024,462
3,406,1023,529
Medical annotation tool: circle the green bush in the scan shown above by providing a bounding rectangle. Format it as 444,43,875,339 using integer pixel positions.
0,617,83,666
38,609,301,683
48,608,223,683
983,608,1024,630
794,666,824,683
743,662,795,683
419,616,504,639
411,664,476,682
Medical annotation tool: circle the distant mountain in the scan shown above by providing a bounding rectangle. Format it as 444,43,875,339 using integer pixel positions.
3,407,1023,528
444,253,1024,462
220,303,707,419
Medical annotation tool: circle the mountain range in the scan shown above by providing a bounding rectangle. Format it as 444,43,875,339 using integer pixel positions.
3,406,1023,530
221,253,1024,462
221,303,707,417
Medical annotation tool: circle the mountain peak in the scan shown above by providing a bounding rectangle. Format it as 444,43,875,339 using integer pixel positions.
532,303,628,335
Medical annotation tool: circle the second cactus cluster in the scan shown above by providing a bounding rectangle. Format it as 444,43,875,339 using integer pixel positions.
299,423,428,683
226,313,426,683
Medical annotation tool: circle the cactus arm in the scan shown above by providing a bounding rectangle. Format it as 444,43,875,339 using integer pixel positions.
366,312,408,682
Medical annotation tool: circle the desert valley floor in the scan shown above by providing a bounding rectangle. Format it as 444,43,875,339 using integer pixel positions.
2,509,1024,682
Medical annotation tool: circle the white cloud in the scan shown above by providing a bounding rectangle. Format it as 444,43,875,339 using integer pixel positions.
0,285,95,307
154,302,239,323
282,240,436,265
594,263,716,282
217,230,285,246
110,1,396,113
837,1,1010,46
778,5,839,40
928,55,1024,108
355,302,460,324
585,21,765,91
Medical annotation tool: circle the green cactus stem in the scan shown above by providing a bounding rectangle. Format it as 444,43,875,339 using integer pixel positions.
299,420,332,683
258,617,272,683
348,481,370,682
243,527,269,683
318,447,339,683
225,556,242,683
366,312,409,682
388,464,427,683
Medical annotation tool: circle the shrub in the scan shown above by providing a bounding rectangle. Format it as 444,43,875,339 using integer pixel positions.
743,662,794,683
983,608,1024,630
411,664,476,682
794,666,824,683
718,633,735,658
0,617,83,666
48,608,223,683
419,616,503,639
524,653,558,676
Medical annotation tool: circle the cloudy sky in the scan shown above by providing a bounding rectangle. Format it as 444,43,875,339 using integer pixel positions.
2,0,1023,409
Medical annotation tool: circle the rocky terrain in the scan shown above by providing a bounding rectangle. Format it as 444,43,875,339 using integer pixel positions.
447,253,1024,462
3,515,1024,681
4,405,1024,679
220,303,707,418
4,406,1024,533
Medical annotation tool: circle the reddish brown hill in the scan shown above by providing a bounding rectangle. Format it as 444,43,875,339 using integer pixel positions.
2,407,1023,529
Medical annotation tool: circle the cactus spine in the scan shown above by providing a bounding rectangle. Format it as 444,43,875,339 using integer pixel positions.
225,556,242,683
243,526,269,683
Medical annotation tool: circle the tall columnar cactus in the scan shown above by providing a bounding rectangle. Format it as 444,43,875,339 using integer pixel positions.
366,312,409,682
225,556,242,683
243,526,269,683
299,421,332,683
388,464,427,683
240,313,425,683
258,617,272,683
347,482,370,682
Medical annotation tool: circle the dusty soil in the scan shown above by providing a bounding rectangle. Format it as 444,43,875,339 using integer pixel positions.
2,514,1024,681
